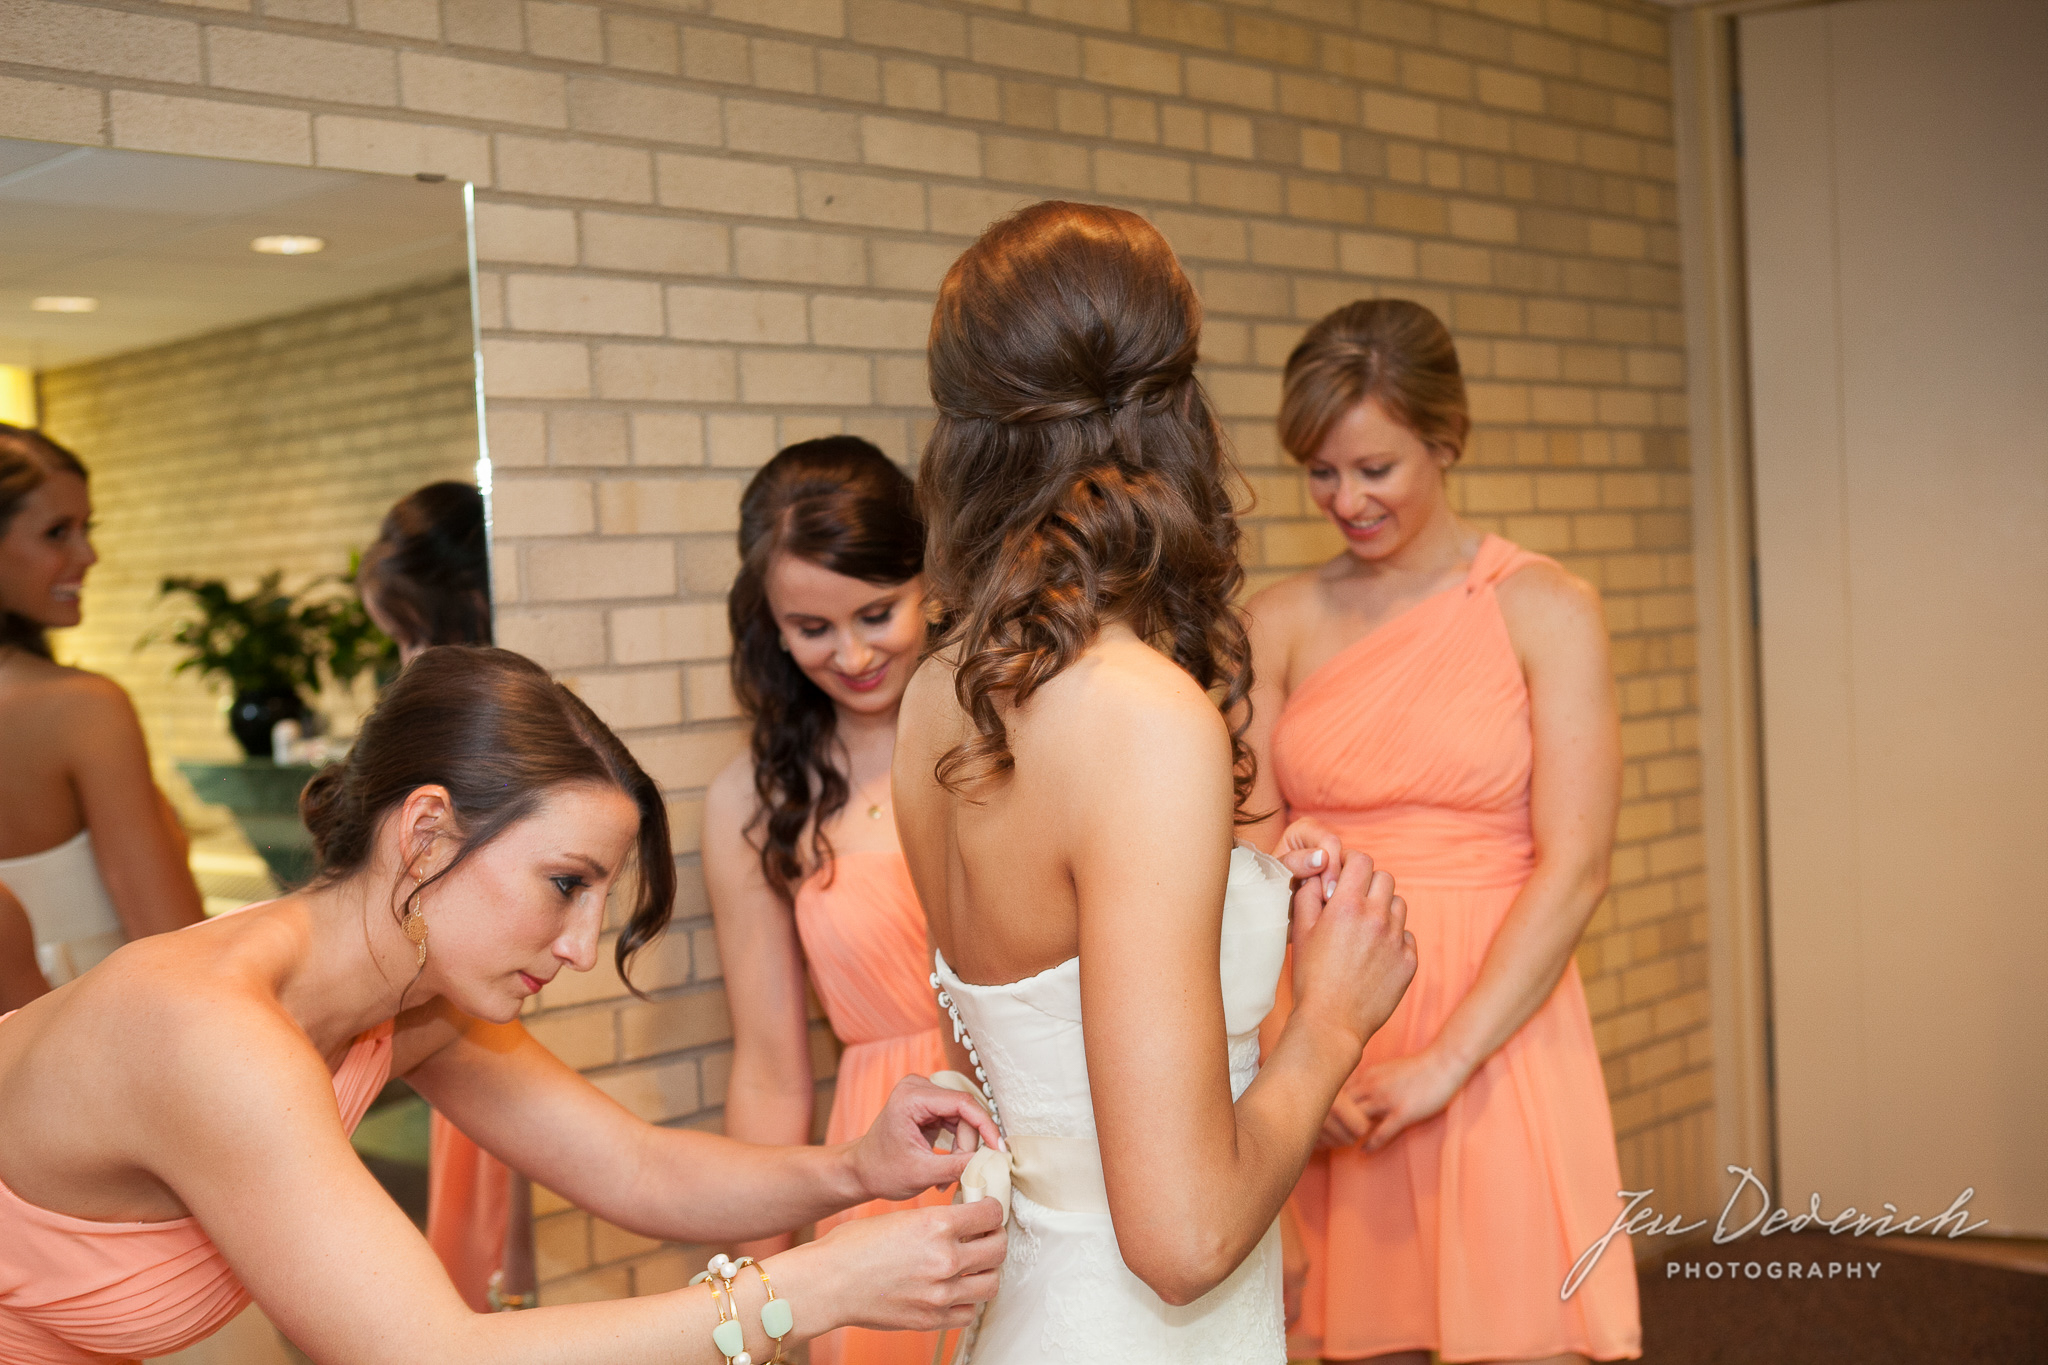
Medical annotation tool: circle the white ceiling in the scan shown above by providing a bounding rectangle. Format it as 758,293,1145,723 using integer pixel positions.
0,138,471,369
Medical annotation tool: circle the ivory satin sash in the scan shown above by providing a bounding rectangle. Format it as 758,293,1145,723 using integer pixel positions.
929,1070,1112,1219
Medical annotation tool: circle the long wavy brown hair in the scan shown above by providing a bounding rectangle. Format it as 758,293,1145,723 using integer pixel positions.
919,200,1257,814
728,437,924,902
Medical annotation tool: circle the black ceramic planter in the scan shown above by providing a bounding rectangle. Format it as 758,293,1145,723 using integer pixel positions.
227,689,307,758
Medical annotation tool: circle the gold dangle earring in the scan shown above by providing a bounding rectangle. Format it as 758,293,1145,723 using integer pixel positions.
402,869,429,969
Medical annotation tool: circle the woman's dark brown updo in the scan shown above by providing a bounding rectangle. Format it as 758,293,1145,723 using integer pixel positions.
357,481,492,650
728,437,923,902
299,646,674,992
0,423,90,660
919,200,1256,813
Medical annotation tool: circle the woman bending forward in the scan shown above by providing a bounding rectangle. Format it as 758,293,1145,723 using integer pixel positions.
0,647,1003,1365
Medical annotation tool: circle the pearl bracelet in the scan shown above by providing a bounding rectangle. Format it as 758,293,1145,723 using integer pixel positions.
689,1254,793,1365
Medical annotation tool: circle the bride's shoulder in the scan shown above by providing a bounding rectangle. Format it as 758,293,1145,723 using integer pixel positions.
1026,632,1228,755
899,646,959,714
897,648,966,750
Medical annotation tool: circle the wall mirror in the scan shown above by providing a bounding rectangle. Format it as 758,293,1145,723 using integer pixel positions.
0,137,485,918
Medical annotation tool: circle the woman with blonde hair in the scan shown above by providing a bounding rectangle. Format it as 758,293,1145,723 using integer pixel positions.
893,200,1419,1363
1245,298,1640,1362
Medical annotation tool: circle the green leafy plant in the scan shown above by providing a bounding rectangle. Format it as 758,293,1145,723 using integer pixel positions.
151,563,398,701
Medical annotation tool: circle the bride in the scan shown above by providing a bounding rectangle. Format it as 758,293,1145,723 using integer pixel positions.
894,200,1419,1362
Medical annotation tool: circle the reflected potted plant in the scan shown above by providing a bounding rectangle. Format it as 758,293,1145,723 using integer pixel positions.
154,568,398,758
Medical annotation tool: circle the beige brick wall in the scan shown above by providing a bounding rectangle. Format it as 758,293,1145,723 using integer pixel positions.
40,274,479,769
3,0,1710,1297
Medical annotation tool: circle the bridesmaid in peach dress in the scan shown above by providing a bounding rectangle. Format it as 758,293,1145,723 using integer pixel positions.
1246,301,1640,1363
704,437,953,1365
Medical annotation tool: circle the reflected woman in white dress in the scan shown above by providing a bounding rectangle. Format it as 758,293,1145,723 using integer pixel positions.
0,425,202,984
893,201,1421,1363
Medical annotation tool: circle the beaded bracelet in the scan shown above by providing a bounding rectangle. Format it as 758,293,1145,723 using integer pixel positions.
689,1254,793,1364
731,1258,793,1363
690,1258,748,1363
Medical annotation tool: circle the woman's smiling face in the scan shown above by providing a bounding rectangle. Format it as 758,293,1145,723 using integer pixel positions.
1302,398,1455,563
0,469,96,632
763,552,927,718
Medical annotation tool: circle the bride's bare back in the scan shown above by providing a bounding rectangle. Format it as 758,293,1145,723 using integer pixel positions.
896,623,1234,989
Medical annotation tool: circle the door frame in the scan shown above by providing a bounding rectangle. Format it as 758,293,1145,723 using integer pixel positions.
1667,0,1836,1204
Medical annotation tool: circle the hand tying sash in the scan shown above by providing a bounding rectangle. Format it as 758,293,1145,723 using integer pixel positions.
926,1071,1116,1364
929,1070,1112,1217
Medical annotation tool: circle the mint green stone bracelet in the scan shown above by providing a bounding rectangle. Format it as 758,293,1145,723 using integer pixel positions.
689,1257,750,1364
730,1257,793,1362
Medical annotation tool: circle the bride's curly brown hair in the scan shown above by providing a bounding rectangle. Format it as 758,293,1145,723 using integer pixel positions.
919,200,1257,815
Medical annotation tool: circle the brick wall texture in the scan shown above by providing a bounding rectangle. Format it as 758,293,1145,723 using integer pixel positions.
40,275,479,771
2,0,1710,1302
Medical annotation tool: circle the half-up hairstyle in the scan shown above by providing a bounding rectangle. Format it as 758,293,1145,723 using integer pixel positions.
299,646,675,993
919,200,1256,814
728,437,923,902
1279,299,1469,464
0,423,89,660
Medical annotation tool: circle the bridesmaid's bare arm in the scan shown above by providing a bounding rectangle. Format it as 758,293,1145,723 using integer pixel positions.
703,753,816,1253
61,676,203,936
1350,562,1620,1151
151,1000,1001,1365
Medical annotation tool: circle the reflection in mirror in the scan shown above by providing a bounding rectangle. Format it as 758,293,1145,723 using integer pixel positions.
0,137,483,918
0,142,488,1342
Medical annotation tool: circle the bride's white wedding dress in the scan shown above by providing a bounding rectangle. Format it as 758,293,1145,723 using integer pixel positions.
931,845,1294,1363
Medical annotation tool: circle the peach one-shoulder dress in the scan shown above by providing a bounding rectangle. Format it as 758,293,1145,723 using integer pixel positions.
793,850,954,1365
0,1016,394,1364
1267,534,1640,1362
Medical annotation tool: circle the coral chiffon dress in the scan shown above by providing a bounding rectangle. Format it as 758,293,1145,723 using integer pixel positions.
0,1017,394,1364
1268,534,1640,1361
426,1114,510,1312
793,850,953,1365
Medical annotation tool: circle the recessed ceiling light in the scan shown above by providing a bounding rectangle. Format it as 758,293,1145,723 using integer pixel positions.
252,234,326,255
31,296,99,313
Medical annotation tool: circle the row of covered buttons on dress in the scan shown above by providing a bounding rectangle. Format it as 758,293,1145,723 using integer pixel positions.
930,965,1002,1134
